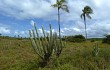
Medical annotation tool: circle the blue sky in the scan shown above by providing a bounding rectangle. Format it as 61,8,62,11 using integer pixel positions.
0,0,110,38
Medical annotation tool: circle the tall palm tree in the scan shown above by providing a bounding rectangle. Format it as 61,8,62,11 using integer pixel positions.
51,0,69,58
80,6,93,40
51,0,69,38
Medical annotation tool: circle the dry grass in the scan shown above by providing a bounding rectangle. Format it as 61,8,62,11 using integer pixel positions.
0,38,110,70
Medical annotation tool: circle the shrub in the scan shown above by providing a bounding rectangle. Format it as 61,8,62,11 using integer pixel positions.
65,35,85,43
91,39,95,42
102,35,110,44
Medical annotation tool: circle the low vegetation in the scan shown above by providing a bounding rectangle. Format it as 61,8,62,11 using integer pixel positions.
0,36,110,70
102,35,110,44
64,35,85,43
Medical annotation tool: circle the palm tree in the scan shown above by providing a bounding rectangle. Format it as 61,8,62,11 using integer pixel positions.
51,0,69,58
51,0,69,38
81,6,93,40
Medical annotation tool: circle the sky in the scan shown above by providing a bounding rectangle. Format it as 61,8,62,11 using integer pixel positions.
0,0,110,38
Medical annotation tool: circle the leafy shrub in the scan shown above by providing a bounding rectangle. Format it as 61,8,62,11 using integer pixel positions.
91,39,95,42
102,35,110,44
65,35,85,43
90,38,102,42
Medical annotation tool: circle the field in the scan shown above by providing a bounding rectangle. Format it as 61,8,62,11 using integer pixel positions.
0,38,110,70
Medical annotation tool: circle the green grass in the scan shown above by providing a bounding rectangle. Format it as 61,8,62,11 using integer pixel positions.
0,38,110,70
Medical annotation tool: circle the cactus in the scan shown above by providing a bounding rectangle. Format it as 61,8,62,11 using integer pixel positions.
92,42,99,56
54,35,65,58
29,23,65,65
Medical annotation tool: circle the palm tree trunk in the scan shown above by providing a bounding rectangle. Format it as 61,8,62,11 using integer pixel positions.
58,8,61,38
84,15,87,40
57,8,62,58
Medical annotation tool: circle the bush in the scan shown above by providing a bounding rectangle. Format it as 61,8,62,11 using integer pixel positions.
90,38,102,42
102,35,110,44
91,39,95,42
65,35,85,43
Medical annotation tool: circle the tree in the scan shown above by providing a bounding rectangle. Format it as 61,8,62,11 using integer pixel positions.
81,6,93,40
102,35,110,44
51,0,69,58
0,33,1,40
0,33,1,36
51,0,69,38
65,35,85,43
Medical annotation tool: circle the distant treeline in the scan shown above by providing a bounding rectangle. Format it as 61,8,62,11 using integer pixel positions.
62,35,85,43
1,34,110,44
0,35,29,40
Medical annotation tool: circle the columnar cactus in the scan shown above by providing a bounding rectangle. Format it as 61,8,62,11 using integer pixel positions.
92,42,99,56
29,23,65,64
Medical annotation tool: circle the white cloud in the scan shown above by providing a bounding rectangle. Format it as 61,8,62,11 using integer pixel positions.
87,20,110,38
0,0,110,37
61,19,110,38
0,0,55,19
0,27,11,34
30,20,35,26
0,0,109,20
14,30,29,37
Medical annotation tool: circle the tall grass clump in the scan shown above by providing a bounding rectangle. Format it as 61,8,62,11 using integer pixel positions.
29,23,65,66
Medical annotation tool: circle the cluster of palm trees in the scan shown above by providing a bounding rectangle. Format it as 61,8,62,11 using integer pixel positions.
51,0,93,40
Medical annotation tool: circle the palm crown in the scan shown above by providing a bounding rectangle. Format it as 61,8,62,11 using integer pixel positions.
51,0,69,12
81,6,93,19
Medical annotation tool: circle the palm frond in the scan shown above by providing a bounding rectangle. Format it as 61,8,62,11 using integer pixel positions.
51,4,58,8
80,13,84,19
86,14,92,19
61,5,69,12
82,6,93,19
58,0,67,7
84,6,93,14
60,0,67,3
61,7,69,12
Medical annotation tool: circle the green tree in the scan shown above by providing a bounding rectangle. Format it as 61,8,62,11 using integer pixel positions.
102,35,110,44
51,0,69,38
0,33,1,36
81,6,93,40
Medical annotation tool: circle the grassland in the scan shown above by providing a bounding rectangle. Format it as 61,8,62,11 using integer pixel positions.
0,38,110,70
